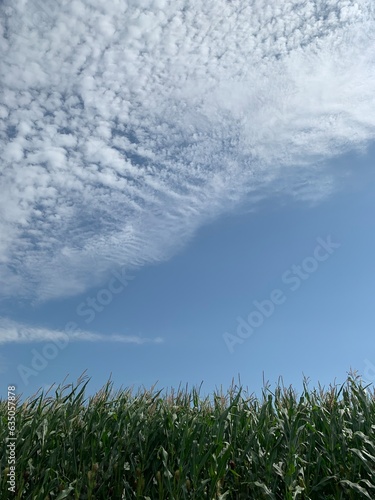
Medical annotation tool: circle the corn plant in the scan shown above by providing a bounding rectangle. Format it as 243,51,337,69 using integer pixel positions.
1,373,374,499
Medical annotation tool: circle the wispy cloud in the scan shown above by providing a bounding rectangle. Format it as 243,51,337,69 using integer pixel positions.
0,318,164,345
0,0,374,302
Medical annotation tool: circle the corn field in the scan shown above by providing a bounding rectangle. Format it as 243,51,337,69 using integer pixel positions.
1,373,374,499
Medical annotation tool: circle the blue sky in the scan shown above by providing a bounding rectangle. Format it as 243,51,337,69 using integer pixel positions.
1,0,375,401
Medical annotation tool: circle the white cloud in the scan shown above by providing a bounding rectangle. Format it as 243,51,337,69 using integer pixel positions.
0,318,164,345
0,0,374,301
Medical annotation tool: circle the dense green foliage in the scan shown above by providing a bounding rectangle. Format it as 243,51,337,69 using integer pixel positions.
1,374,375,499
